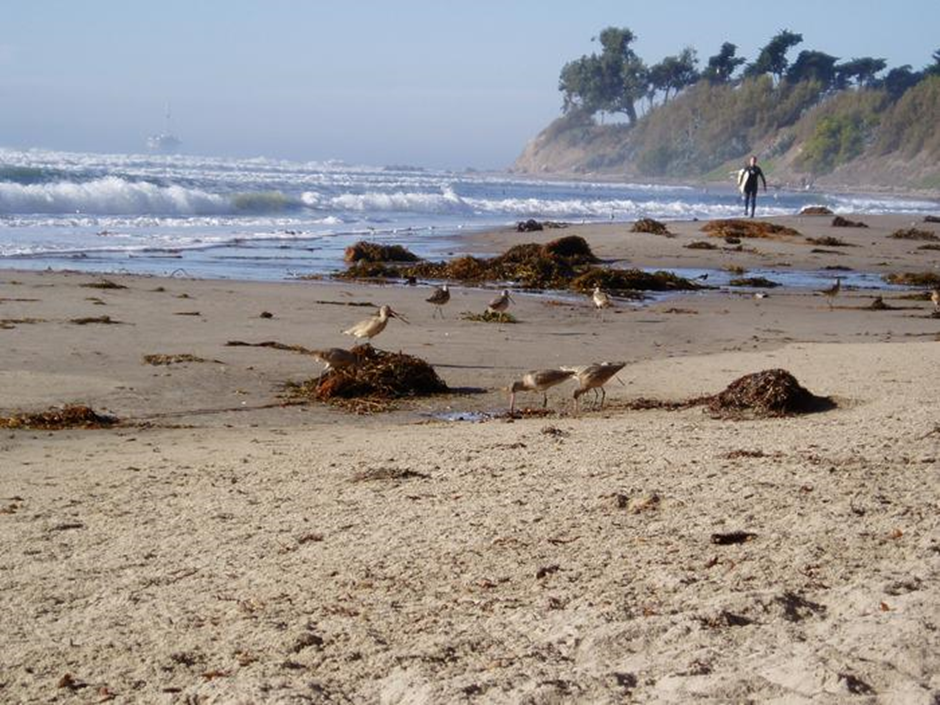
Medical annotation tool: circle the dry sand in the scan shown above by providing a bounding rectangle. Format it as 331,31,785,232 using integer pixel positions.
1,214,939,703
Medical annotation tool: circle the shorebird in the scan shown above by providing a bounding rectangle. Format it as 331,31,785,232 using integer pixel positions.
426,284,450,318
931,288,940,312
311,347,358,374
564,362,627,412
508,368,576,414
592,286,613,311
488,289,514,314
819,277,841,310
342,305,409,341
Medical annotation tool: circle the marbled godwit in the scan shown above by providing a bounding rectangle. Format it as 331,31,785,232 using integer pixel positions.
931,288,940,312
508,368,575,414
592,286,613,311
343,305,409,341
819,277,841,310
426,284,450,318
488,289,514,314
311,347,358,373
564,362,627,411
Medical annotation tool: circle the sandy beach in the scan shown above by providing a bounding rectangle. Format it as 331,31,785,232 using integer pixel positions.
2,213,940,703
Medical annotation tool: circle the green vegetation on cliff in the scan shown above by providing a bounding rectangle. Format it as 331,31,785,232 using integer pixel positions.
515,28,940,189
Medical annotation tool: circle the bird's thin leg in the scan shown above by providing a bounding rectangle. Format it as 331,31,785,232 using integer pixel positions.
509,392,516,416
542,391,548,409
600,387,606,409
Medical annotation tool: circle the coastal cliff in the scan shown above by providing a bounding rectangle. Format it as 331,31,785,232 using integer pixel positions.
514,75,940,193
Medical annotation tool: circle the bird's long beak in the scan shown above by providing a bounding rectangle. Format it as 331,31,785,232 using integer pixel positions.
507,294,516,304
389,308,410,324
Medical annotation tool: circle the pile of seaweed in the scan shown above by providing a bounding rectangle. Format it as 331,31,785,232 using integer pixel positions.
685,241,717,250
619,369,833,419
631,218,672,236
705,369,833,418
0,405,118,430
702,219,801,240
335,236,702,294
889,228,938,242
285,345,448,412
800,206,834,216
728,277,780,288
344,241,422,263
806,235,854,247
832,216,868,228
461,310,517,324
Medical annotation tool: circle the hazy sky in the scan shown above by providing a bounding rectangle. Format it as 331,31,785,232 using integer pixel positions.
2,1,938,169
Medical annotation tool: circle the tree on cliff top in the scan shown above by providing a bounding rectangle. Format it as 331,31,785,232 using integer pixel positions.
836,57,888,88
558,26,647,123
787,50,839,89
704,42,746,83
745,29,803,82
649,48,700,103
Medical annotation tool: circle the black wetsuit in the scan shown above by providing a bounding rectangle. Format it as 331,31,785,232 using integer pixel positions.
742,165,767,217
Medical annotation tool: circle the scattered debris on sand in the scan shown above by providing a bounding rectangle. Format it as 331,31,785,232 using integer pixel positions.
516,219,543,232
800,206,833,216
685,241,717,250
923,215,940,223
70,315,122,325
889,228,938,242
142,354,220,366
0,317,45,329
631,218,672,236
343,242,422,263
284,345,448,413
0,405,118,430
703,219,801,241
832,216,868,228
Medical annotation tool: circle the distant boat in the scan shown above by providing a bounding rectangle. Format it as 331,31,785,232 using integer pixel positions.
147,103,182,153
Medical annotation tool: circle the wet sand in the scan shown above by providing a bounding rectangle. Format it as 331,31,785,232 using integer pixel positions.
1,214,939,702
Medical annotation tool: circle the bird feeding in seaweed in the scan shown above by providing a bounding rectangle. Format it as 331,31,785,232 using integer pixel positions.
426,284,451,319
564,362,627,412
343,305,409,341
311,347,358,374
488,289,514,314
508,368,576,414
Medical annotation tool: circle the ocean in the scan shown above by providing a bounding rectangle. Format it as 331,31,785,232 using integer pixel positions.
1,147,937,281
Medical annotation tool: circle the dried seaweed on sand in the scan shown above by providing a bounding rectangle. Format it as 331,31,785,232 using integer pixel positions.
343,242,422,263
702,219,801,240
0,405,118,430
142,354,220,366
461,311,517,324
631,218,672,236
889,228,938,241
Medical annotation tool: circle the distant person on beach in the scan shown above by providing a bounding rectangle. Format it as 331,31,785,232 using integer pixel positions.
737,156,767,218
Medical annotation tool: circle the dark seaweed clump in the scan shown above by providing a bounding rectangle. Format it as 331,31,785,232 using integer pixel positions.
706,369,834,418
336,236,701,294
831,216,868,228
728,277,780,288
889,228,938,242
806,235,854,247
285,345,448,413
800,206,833,215
0,405,118,430
631,218,672,235
344,241,422,263
883,271,940,287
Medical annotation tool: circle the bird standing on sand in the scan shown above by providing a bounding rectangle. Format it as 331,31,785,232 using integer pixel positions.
819,277,842,310
488,289,514,314
592,286,613,311
508,368,575,414
426,284,450,319
931,288,940,312
311,347,358,373
564,362,627,412
343,305,409,341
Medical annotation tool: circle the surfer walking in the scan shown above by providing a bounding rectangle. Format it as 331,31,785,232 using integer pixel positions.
737,156,767,218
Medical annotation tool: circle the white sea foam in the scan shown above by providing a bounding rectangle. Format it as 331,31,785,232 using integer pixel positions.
0,176,229,215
